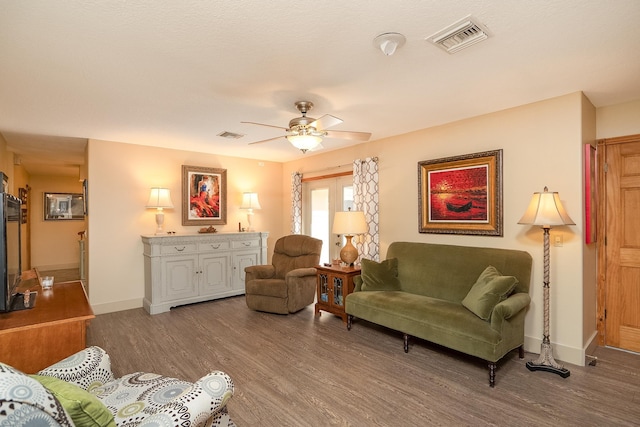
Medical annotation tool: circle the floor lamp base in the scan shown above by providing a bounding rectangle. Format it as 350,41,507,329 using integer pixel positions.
526,361,571,378
526,342,571,378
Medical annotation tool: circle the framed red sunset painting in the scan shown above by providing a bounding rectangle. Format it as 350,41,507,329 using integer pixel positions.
418,149,503,236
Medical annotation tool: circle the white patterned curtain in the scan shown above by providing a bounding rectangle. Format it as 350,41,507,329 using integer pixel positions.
353,157,379,261
291,172,302,234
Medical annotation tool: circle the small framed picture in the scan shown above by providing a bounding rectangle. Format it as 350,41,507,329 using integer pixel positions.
44,192,84,221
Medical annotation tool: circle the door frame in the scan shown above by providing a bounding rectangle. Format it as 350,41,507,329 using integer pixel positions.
596,133,640,345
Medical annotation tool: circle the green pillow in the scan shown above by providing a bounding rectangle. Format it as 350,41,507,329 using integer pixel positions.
30,375,116,427
462,266,518,320
361,258,401,291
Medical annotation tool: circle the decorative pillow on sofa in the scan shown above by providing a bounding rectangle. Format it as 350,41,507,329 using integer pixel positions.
462,265,518,320
361,258,401,291
30,375,116,427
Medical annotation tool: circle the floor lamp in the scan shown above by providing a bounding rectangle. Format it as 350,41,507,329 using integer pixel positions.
518,186,574,378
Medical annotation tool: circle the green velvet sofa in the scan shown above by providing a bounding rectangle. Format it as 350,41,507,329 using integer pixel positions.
345,241,532,387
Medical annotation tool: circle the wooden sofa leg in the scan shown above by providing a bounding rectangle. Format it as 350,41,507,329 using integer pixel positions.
519,345,525,359
347,315,353,330
403,334,409,353
489,362,496,387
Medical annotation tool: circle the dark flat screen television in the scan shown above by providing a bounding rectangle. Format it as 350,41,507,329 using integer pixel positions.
1,192,23,312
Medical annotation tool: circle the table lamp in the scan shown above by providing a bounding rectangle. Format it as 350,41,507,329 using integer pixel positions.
146,188,174,235
332,208,368,266
240,192,261,231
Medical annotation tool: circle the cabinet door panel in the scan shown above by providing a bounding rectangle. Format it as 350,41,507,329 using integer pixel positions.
162,256,198,301
233,250,260,290
200,254,230,295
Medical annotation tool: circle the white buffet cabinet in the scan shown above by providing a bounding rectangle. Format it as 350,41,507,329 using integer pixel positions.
141,232,269,314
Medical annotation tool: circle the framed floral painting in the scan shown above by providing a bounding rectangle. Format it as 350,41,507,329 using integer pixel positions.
182,165,227,226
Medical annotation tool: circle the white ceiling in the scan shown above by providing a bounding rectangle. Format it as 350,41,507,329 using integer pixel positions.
2,1,640,176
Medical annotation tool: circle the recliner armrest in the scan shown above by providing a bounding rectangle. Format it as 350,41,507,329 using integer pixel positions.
138,370,234,426
37,346,115,391
245,264,276,281
285,267,317,278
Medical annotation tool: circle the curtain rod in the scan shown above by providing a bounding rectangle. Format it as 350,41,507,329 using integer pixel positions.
296,157,379,176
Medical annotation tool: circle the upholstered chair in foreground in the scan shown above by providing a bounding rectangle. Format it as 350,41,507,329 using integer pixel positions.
0,346,235,426
245,234,322,314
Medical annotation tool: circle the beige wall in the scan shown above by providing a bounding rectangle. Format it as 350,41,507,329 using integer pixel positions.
29,175,86,270
284,92,589,365
86,139,284,314
596,99,640,139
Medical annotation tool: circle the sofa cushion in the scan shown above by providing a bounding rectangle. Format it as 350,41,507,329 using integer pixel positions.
30,375,116,427
462,266,518,320
361,258,401,291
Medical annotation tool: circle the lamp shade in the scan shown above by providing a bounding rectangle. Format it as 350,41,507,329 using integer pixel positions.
146,188,173,209
240,192,261,210
332,210,368,235
286,134,322,151
518,187,574,227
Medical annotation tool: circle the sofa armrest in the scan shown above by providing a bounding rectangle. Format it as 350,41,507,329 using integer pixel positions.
490,293,531,331
285,267,317,278
37,346,115,391
353,275,363,292
245,264,275,281
137,371,234,427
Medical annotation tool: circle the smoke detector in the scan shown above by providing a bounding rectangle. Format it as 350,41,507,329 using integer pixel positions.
427,15,490,54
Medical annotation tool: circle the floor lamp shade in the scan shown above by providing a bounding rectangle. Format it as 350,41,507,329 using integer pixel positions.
146,188,174,235
518,187,575,227
518,186,574,378
332,210,368,265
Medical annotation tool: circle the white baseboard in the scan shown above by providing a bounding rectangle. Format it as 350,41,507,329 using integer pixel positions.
91,298,142,315
524,335,586,367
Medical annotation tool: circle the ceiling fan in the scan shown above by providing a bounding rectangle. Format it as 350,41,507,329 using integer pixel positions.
242,101,371,153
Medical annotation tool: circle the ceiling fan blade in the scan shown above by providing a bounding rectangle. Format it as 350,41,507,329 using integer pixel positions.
241,121,289,131
248,135,286,145
309,114,343,130
324,130,372,141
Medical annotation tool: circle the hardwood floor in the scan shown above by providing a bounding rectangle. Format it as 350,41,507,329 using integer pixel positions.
87,296,640,426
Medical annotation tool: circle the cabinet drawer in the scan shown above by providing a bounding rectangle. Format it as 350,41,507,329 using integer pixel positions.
198,241,231,252
232,239,259,249
161,244,197,255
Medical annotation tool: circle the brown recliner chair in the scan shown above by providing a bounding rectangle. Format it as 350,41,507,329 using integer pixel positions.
245,234,322,314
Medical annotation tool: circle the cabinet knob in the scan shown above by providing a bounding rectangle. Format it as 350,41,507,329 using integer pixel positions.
175,246,186,252
211,244,220,249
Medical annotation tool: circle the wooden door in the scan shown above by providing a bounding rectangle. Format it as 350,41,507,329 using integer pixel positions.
599,135,640,352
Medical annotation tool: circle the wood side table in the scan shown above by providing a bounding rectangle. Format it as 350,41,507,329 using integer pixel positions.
314,264,360,323
0,278,94,373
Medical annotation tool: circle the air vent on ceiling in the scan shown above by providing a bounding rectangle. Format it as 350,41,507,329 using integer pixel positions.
218,131,244,139
427,15,490,54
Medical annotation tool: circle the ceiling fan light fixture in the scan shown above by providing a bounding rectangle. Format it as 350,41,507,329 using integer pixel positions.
373,32,406,56
287,134,322,152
